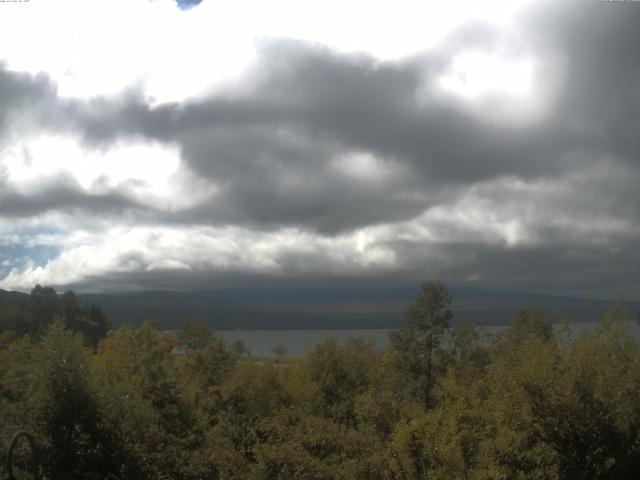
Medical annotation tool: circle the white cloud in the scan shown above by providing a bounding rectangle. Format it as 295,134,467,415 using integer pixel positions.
0,133,220,211
2,135,173,187
0,0,534,104
0,224,397,291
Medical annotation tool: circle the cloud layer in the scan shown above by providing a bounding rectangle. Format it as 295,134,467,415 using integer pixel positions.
0,0,638,297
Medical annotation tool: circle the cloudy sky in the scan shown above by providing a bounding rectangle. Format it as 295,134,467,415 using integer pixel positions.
0,0,638,298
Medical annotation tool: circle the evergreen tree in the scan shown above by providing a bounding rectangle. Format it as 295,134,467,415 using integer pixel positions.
389,280,452,408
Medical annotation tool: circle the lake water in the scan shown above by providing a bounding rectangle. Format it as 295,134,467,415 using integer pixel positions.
219,322,640,358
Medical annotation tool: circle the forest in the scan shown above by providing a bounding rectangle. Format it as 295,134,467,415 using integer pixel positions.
0,281,639,479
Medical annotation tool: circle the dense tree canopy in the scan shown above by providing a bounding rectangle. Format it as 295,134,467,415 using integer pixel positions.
0,283,639,479
0,285,109,347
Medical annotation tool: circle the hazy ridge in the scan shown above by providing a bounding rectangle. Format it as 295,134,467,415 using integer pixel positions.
3,287,637,330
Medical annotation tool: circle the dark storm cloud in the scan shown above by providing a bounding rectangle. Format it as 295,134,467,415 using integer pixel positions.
513,0,640,235
0,64,56,136
2,0,639,295
536,1,640,162
52,14,634,232
6,1,640,217
52,41,558,232
0,174,146,218
389,234,640,297
66,42,559,182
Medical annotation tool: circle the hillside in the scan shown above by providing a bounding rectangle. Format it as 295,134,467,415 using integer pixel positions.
2,287,636,330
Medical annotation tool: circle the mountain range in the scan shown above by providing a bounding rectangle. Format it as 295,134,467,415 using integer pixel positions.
2,287,638,330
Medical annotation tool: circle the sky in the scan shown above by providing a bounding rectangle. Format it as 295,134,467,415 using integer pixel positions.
0,0,638,298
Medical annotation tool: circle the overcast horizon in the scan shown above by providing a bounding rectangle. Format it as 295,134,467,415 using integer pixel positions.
0,0,639,299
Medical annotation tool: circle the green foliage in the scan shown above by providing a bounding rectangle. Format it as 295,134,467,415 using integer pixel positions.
26,321,125,479
497,307,553,350
296,337,375,427
0,285,110,347
92,322,202,479
389,280,452,408
1,282,640,479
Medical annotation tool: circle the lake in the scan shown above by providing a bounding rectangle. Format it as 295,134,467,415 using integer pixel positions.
218,322,640,358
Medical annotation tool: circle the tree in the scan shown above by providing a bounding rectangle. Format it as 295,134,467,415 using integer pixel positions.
92,322,200,479
520,313,640,479
232,339,250,358
389,280,452,408
178,320,216,350
296,338,375,427
0,286,109,347
25,285,58,338
271,345,288,362
498,307,552,349
29,321,123,479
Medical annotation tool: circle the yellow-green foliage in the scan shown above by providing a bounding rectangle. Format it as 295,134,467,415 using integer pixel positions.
1,288,640,479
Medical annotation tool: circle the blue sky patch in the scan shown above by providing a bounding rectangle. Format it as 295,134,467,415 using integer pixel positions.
176,0,203,10
0,244,61,277
0,226,64,279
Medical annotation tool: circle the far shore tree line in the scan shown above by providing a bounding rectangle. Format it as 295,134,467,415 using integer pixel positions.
0,281,639,479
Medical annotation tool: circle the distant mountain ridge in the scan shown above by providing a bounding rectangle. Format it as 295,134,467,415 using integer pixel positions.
2,287,637,330
0,289,28,304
